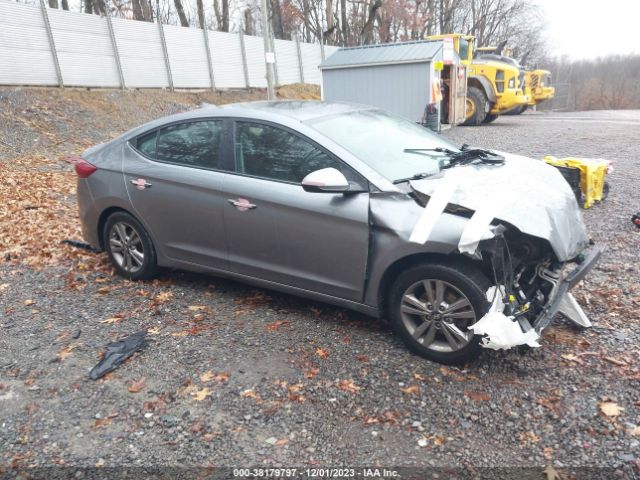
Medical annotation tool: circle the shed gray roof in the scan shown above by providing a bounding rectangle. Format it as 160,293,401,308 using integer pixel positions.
319,40,443,70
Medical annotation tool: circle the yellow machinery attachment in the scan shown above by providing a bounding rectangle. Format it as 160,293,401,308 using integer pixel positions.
544,156,610,209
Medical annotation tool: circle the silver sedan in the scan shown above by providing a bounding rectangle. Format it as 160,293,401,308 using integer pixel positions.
72,101,601,364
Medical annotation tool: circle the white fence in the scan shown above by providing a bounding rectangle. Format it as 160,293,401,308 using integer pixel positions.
0,0,338,89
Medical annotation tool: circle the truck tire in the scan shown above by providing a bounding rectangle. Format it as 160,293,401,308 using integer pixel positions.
505,105,527,115
483,114,499,124
462,86,489,126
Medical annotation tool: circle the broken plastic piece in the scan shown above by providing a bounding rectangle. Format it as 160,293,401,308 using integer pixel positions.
89,331,147,380
61,239,96,252
557,292,592,328
468,286,540,350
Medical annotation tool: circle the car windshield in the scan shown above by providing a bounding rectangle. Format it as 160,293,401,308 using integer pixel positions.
307,110,459,183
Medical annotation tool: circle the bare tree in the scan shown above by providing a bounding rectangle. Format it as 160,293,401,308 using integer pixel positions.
174,0,189,26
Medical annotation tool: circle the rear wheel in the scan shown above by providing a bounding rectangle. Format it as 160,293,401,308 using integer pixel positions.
462,86,489,126
104,211,157,280
388,262,491,364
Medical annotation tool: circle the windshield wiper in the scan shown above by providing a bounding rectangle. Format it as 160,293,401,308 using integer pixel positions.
392,171,440,184
440,147,505,169
403,147,458,156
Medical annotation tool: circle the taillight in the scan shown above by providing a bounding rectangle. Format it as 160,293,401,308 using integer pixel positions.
66,156,97,178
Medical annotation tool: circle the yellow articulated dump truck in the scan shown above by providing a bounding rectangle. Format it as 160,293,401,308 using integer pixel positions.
427,33,529,126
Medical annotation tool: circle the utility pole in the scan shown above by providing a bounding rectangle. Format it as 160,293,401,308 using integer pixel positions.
260,0,276,100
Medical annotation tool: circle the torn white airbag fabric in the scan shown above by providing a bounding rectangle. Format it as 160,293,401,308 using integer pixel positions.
468,286,540,350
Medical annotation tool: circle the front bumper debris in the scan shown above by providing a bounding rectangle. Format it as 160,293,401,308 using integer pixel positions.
534,245,604,332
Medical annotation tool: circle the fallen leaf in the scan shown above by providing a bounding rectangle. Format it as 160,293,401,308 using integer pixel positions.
93,417,112,429
603,357,627,367
24,299,35,306
401,385,420,395
127,377,146,393
599,401,623,418
316,348,329,359
338,379,360,394
188,305,207,311
519,431,540,446
627,426,640,436
155,291,173,302
0,283,9,292
544,464,561,480
200,371,229,383
275,438,289,446
100,314,124,324
413,373,427,381
193,387,212,402
240,389,258,399
543,447,554,460
464,390,490,402
561,353,583,364
266,320,289,331
304,367,319,379
96,286,110,294
58,345,74,360
147,327,161,335
433,435,446,446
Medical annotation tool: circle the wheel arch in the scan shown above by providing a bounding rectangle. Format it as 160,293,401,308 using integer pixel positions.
376,252,491,319
468,76,496,104
97,206,139,251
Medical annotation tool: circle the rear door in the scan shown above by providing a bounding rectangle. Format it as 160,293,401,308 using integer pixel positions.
222,120,370,302
123,119,230,269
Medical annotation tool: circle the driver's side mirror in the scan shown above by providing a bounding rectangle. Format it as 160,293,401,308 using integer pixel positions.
301,168,350,193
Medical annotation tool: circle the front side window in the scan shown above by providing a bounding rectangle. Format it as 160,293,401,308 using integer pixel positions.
235,122,340,183
142,120,223,169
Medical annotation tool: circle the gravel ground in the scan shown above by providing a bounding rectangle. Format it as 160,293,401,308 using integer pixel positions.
0,89,639,479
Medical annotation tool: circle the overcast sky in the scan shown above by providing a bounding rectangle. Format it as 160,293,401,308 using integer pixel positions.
535,0,640,59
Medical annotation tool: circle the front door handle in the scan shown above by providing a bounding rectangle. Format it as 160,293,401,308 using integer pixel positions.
131,178,152,189
228,198,257,211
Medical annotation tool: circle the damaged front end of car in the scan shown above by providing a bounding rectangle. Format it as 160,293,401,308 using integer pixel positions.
468,224,603,349
398,151,603,350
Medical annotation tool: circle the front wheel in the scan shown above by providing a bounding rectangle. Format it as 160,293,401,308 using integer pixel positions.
104,211,157,280
388,262,491,364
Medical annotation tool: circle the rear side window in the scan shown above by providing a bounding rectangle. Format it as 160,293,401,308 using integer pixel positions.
134,120,223,170
157,121,223,169
235,122,340,183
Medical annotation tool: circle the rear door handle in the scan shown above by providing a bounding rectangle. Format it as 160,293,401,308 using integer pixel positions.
131,178,152,189
228,198,257,211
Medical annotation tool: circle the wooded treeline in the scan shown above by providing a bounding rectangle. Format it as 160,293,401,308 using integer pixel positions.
546,55,640,111
32,0,548,64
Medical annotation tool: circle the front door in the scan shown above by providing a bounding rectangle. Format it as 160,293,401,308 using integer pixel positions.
123,119,229,269
222,120,370,302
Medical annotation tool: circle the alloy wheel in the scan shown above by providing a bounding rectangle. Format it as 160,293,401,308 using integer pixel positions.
399,279,477,353
108,222,145,273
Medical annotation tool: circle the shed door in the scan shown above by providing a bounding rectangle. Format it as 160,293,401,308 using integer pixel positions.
449,65,468,125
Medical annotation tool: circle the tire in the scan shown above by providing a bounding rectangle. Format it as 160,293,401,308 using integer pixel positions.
388,261,491,364
461,86,489,126
483,113,499,124
103,211,157,281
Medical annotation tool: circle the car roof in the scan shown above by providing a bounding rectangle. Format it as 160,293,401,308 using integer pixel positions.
218,100,375,122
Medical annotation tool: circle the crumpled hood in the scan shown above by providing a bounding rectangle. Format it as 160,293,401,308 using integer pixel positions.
409,152,589,261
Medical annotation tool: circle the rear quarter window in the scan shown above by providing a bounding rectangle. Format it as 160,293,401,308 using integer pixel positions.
136,130,157,157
